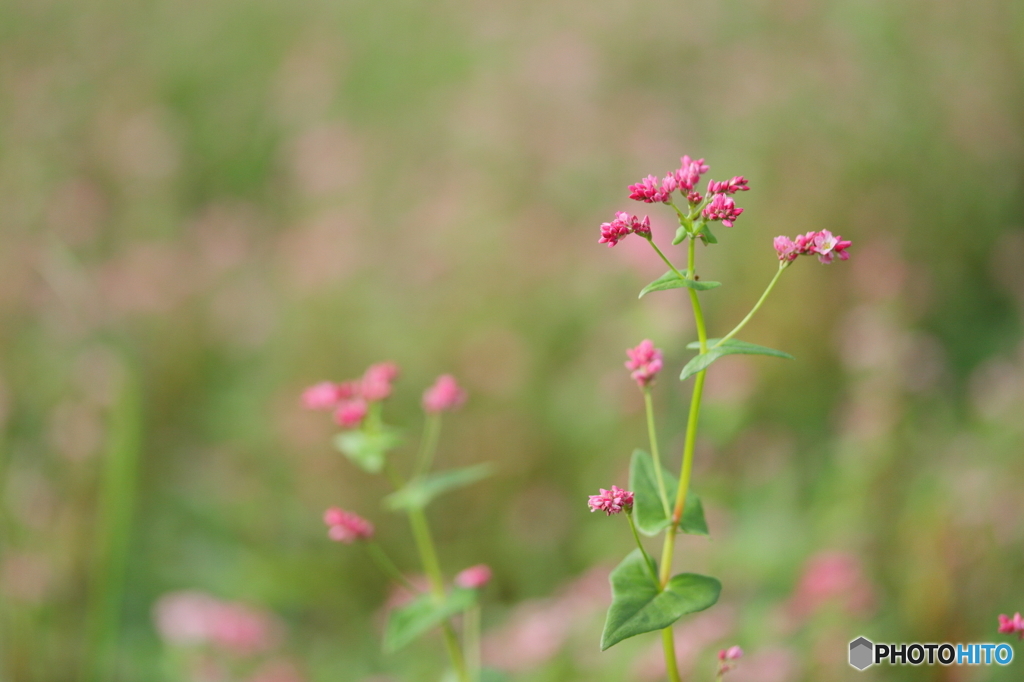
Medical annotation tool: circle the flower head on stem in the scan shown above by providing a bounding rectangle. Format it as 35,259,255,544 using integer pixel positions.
716,645,743,677
702,193,744,227
333,398,368,428
599,212,651,247
455,564,493,589
588,486,634,516
323,507,374,543
625,340,663,388
773,230,852,263
422,374,466,413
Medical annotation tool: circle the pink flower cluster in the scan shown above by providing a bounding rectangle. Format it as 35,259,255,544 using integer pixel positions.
152,590,281,655
602,155,751,246
702,193,744,227
588,486,634,516
598,211,652,247
998,612,1024,639
301,362,400,428
422,374,467,413
625,340,663,388
323,507,374,543
717,645,743,676
773,230,852,264
455,564,493,589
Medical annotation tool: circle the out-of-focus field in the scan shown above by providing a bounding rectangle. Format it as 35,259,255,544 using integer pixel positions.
1,0,1023,680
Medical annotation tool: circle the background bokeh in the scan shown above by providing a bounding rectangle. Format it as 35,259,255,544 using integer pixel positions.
1,0,1023,680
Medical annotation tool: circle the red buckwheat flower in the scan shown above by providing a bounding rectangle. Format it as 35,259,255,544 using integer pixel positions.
774,231,852,264
598,212,650,247
333,398,368,428
422,374,466,413
674,155,709,190
702,193,744,227
998,612,1024,639
625,339,663,388
323,507,374,543
587,486,634,515
455,564,493,589
302,382,355,410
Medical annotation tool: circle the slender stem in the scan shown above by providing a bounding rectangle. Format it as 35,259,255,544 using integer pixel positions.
464,604,481,682
642,388,670,518
414,412,442,477
656,236,709,682
646,239,687,281
365,542,418,593
713,262,788,348
407,507,470,682
662,628,682,682
626,512,659,585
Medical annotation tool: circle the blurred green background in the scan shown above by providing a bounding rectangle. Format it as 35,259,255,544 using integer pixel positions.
1,0,1023,680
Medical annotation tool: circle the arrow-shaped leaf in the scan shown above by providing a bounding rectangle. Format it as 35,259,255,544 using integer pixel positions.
629,450,708,537
384,464,494,511
639,271,722,298
680,339,794,381
384,588,478,652
601,550,721,650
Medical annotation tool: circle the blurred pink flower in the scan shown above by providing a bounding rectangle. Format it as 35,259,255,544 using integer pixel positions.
455,564,493,589
301,382,346,410
717,645,744,676
998,612,1024,639
422,374,466,413
323,507,374,543
625,339,663,387
588,486,634,515
773,236,798,262
361,362,399,401
788,551,874,619
333,398,368,428
702,193,744,227
152,591,280,656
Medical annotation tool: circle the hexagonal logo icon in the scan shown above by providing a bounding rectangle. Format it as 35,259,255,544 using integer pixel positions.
849,637,874,670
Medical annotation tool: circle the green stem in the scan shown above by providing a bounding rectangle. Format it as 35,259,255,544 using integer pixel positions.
407,507,470,682
464,604,481,682
646,239,687,281
626,512,659,585
642,388,670,518
662,628,682,682
713,262,788,348
414,412,442,477
365,541,418,593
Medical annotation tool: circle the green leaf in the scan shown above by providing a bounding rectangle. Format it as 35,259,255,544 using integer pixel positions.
334,428,403,474
629,450,709,536
639,271,721,298
672,225,689,245
679,339,794,381
601,550,721,650
697,222,718,245
384,464,494,511
383,588,477,653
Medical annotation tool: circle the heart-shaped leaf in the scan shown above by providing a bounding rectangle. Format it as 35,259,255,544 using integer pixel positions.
640,271,721,299
629,450,709,537
680,339,794,381
383,587,477,653
334,428,403,474
384,464,494,511
601,550,721,650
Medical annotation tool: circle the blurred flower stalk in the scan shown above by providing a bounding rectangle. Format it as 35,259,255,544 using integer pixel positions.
303,365,492,682
592,156,851,681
